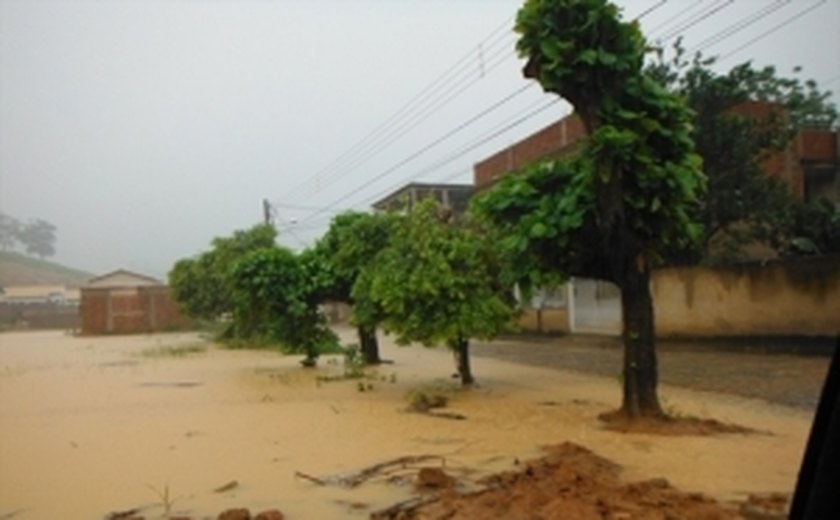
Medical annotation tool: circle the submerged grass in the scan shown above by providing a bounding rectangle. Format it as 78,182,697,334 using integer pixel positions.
140,343,208,358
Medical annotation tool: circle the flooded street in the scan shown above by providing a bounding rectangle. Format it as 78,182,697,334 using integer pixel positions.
0,329,817,519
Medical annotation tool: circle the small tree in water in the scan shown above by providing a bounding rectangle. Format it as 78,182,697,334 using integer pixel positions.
474,0,704,418
364,200,517,386
309,211,395,365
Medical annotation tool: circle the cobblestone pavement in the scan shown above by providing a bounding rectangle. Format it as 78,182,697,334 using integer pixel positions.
471,335,833,410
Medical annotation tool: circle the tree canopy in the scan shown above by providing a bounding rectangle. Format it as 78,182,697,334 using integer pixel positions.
168,224,337,364
647,43,839,262
0,213,57,259
309,211,396,364
365,200,518,385
169,224,277,322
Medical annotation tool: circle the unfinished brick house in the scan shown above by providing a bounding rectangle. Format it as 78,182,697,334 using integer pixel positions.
79,269,190,335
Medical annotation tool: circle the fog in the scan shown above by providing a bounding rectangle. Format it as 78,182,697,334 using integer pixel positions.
1,0,837,278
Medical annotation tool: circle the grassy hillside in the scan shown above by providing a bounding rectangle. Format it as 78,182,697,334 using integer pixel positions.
0,251,94,287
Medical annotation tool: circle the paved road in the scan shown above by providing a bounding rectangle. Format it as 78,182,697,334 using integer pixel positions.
471,334,833,410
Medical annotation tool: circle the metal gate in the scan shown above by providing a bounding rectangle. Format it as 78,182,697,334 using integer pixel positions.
570,278,621,335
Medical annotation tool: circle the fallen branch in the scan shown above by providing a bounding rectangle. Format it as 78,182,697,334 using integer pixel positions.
296,454,446,489
294,471,328,486
369,496,442,520
370,484,505,519
426,411,466,421
104,508,142,520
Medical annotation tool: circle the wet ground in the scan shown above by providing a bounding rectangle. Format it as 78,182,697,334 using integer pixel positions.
473,334,833,409
0,328,822,519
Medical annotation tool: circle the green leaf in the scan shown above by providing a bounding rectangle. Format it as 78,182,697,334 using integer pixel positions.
530,222,549,237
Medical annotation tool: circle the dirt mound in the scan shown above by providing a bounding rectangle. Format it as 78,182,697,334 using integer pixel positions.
373,442,747,520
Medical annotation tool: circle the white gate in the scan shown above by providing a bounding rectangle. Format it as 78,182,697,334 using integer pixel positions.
570,278,621,335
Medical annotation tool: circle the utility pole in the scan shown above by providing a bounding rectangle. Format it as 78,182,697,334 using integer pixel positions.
262,199,272,225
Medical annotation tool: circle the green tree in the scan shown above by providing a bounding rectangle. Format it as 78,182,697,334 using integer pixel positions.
474,0,704,417
0,213,20,251
366,200,517,386
15,218,57,258
648,44,839,262
169,224,277,326
310,211,395,364
231,246,337,365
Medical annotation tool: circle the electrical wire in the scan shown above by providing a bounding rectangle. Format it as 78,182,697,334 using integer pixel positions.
276,0,828,244
719,0,828,62
323,44,518,188
657,0,735,43
646,0,705,38
688,0,788,54
279,17,515,202
633,0,668,22
295,96,561,226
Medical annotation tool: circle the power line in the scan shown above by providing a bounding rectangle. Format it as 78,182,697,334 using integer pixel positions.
688,0,788,54
719,0,828,62
658,0,735,43
272,82,532,231
633,0,668,22
297,97,561,225
318,43,518,191
646,0,705,37
279,16,515,202
288,0,829,243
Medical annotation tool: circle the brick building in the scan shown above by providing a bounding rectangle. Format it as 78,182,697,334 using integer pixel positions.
474,114,587,190
474,103,839,204
79,269,190,335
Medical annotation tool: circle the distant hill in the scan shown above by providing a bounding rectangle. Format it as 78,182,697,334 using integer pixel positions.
0,251,94,287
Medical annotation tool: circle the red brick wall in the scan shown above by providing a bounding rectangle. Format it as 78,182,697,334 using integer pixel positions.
144,287,192,331
474,114,586,189
80,290,109,335
797,130,837,163
79,286,191,335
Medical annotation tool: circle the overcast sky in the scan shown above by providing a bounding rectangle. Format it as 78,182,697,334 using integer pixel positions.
1,0,838,278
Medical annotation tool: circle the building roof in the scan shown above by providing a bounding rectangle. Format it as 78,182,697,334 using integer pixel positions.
371,182,474,211
85,269,163,289
0,285,79,303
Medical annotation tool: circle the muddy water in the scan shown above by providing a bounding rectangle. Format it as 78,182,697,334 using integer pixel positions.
0,329,814,519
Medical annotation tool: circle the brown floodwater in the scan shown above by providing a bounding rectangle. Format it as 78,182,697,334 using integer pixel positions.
0,328,814,519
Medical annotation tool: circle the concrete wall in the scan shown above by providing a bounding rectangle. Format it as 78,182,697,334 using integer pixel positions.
80,286,191,335
518,308,570,334
0,302,80,330
652,255,840,338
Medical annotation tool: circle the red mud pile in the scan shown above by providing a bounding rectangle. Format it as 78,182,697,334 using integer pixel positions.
372,442,785,520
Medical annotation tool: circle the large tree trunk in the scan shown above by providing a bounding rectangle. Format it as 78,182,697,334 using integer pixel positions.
452,335,474,386
617,255,664,418
357,325,381,365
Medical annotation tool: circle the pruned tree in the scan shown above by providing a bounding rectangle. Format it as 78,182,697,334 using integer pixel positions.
366,200,518,386
474,0,704,418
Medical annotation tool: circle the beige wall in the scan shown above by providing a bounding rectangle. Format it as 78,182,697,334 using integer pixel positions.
519,308,570,334
652,255,840,338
